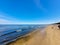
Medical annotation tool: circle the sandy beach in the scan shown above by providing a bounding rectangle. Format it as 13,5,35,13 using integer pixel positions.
8,24,60,45
7,29,43,45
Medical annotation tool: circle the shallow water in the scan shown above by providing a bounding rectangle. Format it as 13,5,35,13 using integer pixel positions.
0,24,46,45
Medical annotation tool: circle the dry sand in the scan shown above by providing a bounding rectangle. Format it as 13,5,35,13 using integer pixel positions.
8,24,60,45
8,29,44,45
44,25,60,45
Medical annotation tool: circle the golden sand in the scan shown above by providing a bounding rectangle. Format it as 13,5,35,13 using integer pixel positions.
8,25,60,45
44,25,60,45
8,29,43,45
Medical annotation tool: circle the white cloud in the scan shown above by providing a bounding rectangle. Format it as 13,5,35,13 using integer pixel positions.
34,0,48,12
0,19,9,22
0,14,26,24
0,12,59,24
0,12,23,24
0,14,18,21
0,13,20,24
0,19,11,24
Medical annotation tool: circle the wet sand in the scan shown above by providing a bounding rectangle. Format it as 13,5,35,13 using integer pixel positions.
8,29,44,45
8,24,60,45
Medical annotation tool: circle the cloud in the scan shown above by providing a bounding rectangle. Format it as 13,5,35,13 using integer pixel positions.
34,0,48,12
0,13,11,24
0,13,29,24
0,13,20,24
0,13,19,21
0,14,56,24
0,18,21,24
0,13,25,24
1,12,58,24
0,19,11,24
0,19,9,22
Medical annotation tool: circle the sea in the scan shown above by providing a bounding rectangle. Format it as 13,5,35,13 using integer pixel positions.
0,24,47,45
0,24,47,32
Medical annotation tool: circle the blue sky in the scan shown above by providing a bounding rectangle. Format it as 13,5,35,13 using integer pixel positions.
0,0,60,24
